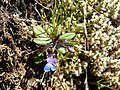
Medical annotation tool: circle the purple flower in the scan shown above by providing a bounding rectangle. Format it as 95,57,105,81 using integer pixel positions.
44,53,58,72
67,46,74,52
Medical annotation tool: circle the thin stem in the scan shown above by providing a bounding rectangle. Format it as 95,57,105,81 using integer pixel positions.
40,72,46,85
83,1,89,90
54,71,64,89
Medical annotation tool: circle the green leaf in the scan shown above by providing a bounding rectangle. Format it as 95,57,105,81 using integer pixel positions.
33,38,52,45
57,47,66,54
57,24,62,36
47,27,53,35
33,25,46,35
64,41,74,46
59,33,75,39
38,34,47,37
35,53,44,64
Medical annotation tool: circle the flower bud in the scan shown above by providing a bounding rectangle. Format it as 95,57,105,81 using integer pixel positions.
67,46,74,52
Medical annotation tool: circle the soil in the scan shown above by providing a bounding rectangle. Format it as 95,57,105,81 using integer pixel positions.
0,0,46,89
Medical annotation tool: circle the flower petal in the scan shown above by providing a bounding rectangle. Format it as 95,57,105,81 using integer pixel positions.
50,65,56,71
46,53,58,64
44,63,56,72
53,58,58,64
44,63,52,72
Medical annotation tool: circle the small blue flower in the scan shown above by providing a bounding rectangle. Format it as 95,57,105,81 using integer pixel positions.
44,53,58,72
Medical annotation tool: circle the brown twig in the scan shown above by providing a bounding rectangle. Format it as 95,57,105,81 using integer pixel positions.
34,0,50,10
54,71,65,89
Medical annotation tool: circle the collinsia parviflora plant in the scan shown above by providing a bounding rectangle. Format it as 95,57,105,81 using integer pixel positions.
33,24,75,88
